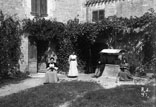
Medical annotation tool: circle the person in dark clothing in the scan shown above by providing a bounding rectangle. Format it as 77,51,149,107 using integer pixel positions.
44,57,59,84
93,55,106,78
47,57,58,72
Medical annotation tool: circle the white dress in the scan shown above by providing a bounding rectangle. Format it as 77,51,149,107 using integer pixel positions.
68,54,78,77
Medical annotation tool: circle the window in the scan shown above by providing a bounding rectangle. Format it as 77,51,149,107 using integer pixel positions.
92,10,105,22
31,0,47,17
92,11,98,22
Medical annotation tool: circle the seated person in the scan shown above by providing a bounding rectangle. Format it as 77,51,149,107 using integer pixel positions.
116,58,133,82
93,60,105,78
47,57,58,71
44,57,59,84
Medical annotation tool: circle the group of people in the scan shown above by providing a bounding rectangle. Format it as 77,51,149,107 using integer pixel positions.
44,52,79,84
44,50,133,84
93,52,133,82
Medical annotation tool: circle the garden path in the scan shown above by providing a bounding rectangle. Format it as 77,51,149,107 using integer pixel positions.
0,73,45,97
0,73,93,97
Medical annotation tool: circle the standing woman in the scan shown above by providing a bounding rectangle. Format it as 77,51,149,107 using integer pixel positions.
68,52,79,77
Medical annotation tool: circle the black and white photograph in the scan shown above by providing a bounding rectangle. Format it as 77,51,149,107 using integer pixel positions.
0,0,155,107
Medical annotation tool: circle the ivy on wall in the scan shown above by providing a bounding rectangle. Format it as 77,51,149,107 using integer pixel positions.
22,9,156,73
0,9,155,79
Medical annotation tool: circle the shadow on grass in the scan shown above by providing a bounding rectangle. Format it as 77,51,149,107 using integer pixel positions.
0,81,102,107
69,85,155,107
0,76,31,88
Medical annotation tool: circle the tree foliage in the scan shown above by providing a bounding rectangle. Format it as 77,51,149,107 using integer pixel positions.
0,16,21,78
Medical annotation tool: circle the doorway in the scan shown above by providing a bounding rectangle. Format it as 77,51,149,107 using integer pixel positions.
37,40,49,73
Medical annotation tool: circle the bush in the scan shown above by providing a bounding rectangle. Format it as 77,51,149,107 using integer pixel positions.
0,14,21,79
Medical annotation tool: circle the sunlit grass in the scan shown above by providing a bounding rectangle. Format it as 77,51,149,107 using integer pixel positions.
0,81,102,107
70,85,155,107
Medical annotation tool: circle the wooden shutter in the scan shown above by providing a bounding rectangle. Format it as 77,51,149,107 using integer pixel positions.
99,10,105,21
92,11,98,22
31,0,37,16
31,0,41,16
40,0,48,17
31,0,47,17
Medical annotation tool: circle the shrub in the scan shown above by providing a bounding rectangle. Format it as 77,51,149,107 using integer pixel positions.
0,14,21,79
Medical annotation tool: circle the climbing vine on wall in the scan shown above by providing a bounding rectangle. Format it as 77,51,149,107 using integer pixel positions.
22,9,156,73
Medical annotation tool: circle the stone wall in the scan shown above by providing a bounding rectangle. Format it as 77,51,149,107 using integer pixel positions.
0,0,26,20
53,0,86,23
0,0,87,23
0,0,155,24
86,0,156,22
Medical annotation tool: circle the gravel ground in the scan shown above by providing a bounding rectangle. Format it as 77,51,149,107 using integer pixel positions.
0,74,45,97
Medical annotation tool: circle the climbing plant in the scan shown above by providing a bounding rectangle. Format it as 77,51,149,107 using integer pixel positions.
22,9,156,73
0,15,21,78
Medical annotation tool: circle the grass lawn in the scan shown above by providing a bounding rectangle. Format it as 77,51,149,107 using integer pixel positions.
0,81,155,107
0,81,102,107
70,85,156,107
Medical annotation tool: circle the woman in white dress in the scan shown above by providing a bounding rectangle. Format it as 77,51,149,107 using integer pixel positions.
68,52,78,77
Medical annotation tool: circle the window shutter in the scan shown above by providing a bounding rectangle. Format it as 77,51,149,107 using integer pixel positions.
31,0,41,16
92,11,98,22
31,0,37,15
40,0,48,17
37,0,41,16
99,10,105,21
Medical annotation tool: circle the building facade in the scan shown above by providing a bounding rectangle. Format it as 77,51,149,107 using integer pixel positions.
0,0,86,23
86,0,156,22
0,0,155,23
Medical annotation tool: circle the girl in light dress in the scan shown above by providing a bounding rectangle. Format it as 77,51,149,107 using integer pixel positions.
68,52,79,77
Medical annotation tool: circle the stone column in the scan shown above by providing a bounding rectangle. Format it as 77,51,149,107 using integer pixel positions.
19,35,29,73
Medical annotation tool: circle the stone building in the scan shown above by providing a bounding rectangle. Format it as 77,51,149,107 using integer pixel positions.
0,0,86,22
86,0,156,22
0,0,155,73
